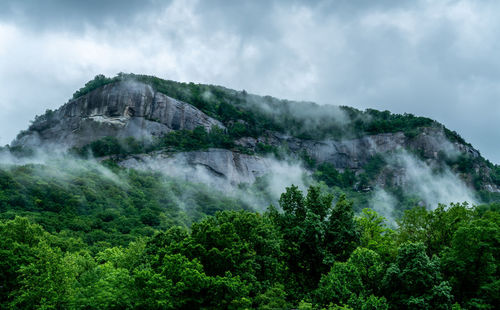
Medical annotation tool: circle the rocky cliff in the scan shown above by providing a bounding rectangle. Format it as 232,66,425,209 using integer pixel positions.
14,80,224,148
237,127,480,170
12,77,500,196
120,149,274,189
116,126,495,193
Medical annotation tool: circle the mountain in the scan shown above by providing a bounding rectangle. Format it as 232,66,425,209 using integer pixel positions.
14,79,224,148
11,73,500,209
2,74,499,309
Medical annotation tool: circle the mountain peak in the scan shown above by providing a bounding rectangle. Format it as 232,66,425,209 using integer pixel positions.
10,73,500,203
14,77,224,148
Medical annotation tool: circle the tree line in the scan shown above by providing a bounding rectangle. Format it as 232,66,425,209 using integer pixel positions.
1,185,498,309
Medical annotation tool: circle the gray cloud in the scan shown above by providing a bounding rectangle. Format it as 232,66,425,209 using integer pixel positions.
0,0,159,32
0,0,499,163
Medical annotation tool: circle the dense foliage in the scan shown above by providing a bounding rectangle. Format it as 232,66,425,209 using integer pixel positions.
68,73,439,141
63,74,500,189
73,126,235,158
0,160,250,252
72,74,118,99
1,184,498,309
28,73,498,197
4,73,498,308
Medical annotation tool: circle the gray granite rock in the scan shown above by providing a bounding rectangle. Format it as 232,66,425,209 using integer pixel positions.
13,80,224,148
119,149,274,189
12,80,498,193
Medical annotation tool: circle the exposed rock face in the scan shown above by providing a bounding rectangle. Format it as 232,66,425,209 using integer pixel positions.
119,149,274,189
13,80,224,148
236,127,476,170
116,127,499,194
11,79,498,194
282,132,408,170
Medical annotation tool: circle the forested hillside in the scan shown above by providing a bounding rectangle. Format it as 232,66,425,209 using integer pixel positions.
68,73,439,140
14,74,500,208
1,185,498,309
1,74,499,309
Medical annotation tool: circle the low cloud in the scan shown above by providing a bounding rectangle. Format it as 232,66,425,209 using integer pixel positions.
119,150,312,211
0,147,126,187
368,150,477,226
1,0,499,163
369,188,398,225
394,152,477,207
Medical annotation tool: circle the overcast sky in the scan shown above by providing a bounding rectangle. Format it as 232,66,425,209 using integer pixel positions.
0,0,499,163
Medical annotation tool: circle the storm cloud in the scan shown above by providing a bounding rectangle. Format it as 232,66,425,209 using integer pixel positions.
0,0,499,163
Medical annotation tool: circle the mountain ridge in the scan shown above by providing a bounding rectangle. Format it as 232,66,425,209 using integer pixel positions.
9,74,500,207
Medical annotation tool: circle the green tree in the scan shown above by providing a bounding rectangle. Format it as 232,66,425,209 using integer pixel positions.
146,211,284,302
270,185,360,298
315,261,363,307
396,203,474,257
348,248,385,296
356,209,396,262
10,241,81,309
324,193,360,263
382,242,453,309
254,284,289,309
133,254,211,309
0,217,47,308
441,214,500,309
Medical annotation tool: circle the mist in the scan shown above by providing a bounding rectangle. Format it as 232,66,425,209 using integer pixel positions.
395,152,477,206
368,150,478,224
369,187,398,225
119,150,312,211
241,93,351,137
0,147,126,187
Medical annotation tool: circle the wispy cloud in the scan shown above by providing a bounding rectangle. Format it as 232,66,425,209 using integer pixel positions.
0,0,499,163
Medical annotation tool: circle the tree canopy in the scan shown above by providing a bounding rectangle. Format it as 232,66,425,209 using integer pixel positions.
1,183,498,309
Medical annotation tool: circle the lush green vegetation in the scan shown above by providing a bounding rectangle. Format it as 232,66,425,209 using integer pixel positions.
73,126,235,158
31,73,498,195
72,74,119,99
67,73,440,141
0,160,250,252
313,163,357,189
3,73,498,309
1,183,498,309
